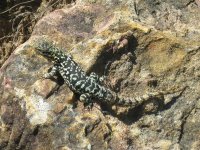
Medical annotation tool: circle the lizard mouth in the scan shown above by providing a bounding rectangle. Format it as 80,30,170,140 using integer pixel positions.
36,49,54,61
36,48,51,56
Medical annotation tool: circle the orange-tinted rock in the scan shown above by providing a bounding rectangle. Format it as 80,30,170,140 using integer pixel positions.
0,1,199,149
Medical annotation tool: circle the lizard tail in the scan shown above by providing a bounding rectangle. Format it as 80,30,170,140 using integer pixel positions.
114,86,187,107
115,92,163,107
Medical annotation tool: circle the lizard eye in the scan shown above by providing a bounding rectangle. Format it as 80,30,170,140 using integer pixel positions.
36,47,50,55
43,50,50,54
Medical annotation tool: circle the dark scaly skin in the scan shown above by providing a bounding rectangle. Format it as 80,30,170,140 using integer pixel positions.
35,41,116,106
34,40,186,108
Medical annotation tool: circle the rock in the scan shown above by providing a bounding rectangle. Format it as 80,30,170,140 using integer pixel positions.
154,140,172,150
0,0,200,149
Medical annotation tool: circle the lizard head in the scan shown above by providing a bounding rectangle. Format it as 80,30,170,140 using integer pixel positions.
35,40,61,62
35,40,54,57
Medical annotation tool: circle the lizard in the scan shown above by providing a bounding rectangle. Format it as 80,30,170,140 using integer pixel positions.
34,40,186,109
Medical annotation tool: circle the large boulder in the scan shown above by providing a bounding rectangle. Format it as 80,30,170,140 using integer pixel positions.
0,1,199,149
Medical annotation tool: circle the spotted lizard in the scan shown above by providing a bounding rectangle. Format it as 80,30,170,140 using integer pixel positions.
34,40,185,109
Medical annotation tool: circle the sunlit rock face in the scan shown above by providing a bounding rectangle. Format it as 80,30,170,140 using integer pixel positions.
0,0,200,149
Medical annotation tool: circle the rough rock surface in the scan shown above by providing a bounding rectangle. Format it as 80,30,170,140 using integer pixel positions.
0,0,200,149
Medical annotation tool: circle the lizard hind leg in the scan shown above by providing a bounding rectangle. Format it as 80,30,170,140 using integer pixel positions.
89,72,105,84
80,93,93,109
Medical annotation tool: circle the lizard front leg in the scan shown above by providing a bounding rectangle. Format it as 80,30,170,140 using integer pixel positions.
80,93,93,109
43,63,59,79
